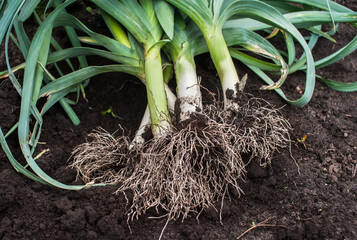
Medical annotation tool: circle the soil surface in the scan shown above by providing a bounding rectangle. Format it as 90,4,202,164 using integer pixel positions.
1,1,357,240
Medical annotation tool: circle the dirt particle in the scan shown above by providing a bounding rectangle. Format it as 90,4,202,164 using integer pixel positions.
0,184,15,212
55,196,73,212
180,225,201,240
0,217,12,236
85,205,100,225
108,196,116,203
266,176,277,187
221,204,232,218
225,88,234,99
39,223,46,230
350,185,357,195
87,231,98,238
60,209,86,231
247,160,268,179
97,215,124,237
31,182,45,192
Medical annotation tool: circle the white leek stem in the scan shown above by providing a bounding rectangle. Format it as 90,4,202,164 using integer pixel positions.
129,106,150,150
165,84,176,112
175,55,202,122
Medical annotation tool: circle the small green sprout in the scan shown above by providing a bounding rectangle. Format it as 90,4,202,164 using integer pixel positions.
86,6,93,13
101,106,118,118
297,135,308,149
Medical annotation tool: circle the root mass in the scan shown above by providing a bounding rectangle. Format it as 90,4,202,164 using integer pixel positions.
71,95,290,222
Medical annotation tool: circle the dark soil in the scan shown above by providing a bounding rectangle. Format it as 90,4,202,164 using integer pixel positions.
1,2,357,239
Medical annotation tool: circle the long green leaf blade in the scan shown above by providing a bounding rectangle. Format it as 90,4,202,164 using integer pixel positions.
154,0,175,40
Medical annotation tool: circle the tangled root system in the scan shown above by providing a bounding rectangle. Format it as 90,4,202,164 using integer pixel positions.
71,127,135,184
207,93,291,166
70,93,290,225
119,115,245,221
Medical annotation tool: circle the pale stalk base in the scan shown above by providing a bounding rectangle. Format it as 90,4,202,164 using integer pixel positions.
205,29,240,110
165,84,176,112
130,86,177,149
219,58,240,110
129,106,150,150
176,56,202,122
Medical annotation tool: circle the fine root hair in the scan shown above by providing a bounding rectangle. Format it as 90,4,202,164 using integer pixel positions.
71,127,135,184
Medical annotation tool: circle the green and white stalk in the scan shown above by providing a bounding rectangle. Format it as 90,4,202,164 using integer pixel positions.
174,54,202,121
91,0,174,138
144,44,172,137
164,0,324,108
205,27,240,109
164,17,203,122
164,0,241,110
130,86,176,149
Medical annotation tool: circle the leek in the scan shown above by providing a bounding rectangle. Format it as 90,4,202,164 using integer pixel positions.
90,0,173,137
164,0,241,109
0,0,357,229
164,16,202,122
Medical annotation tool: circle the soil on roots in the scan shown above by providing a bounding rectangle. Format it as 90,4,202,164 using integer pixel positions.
1,1,357,239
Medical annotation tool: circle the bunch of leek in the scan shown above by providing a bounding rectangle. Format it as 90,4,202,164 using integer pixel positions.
1,0,357,233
